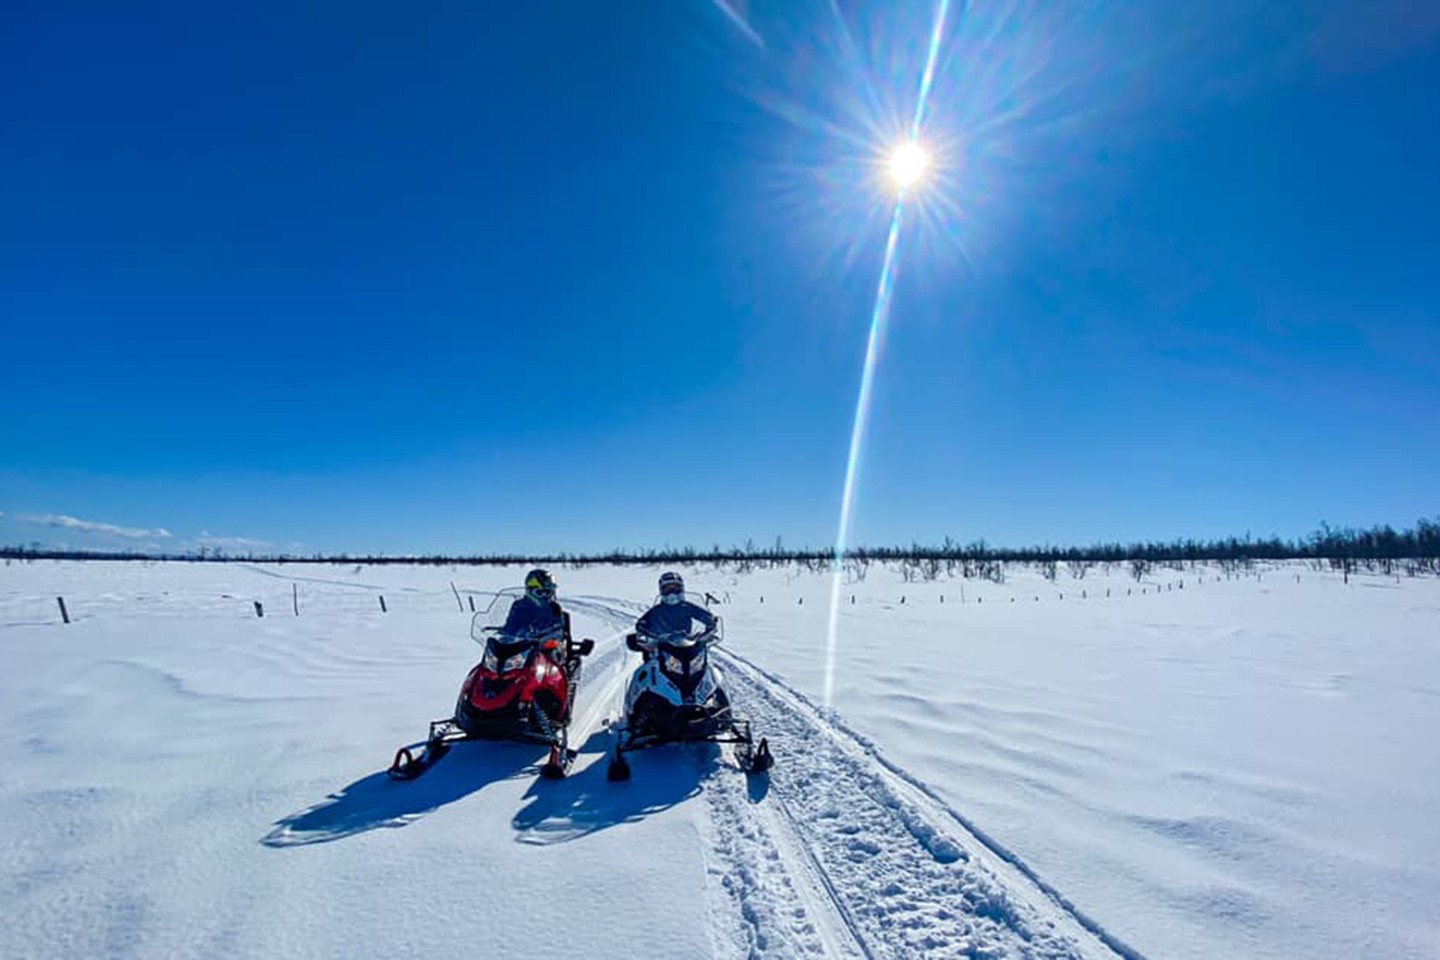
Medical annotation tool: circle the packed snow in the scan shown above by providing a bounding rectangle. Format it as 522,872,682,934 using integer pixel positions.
1,559,1437,959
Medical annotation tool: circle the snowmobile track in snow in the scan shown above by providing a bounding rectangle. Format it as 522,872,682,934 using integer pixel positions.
718,648,1145,960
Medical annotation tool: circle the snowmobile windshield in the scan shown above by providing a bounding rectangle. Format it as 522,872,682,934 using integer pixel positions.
469,586,564,647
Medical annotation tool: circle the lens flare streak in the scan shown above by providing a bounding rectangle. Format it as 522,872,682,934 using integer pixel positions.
911,0,952,136
823,199,906,707
712,0,765,48
823,0,954,708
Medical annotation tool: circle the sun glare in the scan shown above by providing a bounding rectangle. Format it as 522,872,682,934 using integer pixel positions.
888,141,930,190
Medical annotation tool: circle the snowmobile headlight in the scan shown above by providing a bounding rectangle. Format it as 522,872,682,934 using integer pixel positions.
501,651,530,673
482,649,500,672
662,651,706,676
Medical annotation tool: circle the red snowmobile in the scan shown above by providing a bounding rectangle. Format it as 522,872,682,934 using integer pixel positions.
389,588,594,781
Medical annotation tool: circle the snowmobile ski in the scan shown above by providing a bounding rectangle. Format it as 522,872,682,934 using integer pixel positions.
388,719,469,780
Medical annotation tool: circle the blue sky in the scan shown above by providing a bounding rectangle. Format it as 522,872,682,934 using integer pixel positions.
3,0,1437,556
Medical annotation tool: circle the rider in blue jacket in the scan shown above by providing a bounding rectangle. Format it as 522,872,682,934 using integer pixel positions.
636,571,716,640
501,568,585,677
503,568,566,639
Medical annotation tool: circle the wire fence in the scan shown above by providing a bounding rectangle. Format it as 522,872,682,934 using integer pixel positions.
0,562,1424,629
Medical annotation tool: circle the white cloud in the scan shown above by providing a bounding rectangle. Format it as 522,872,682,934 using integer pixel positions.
18,513,173,540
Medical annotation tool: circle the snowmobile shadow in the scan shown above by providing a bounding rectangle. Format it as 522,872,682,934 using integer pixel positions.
511,734,720,846
261,742,541,847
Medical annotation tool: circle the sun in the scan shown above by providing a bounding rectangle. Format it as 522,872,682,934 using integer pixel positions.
888,140,930,190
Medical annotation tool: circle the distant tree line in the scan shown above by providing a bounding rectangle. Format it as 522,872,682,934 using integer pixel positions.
3,518,1437,577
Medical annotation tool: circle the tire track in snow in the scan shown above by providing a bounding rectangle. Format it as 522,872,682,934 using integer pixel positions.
720,648,1144,960
700,760,870,960
714,653,1088,959
757,798,875,960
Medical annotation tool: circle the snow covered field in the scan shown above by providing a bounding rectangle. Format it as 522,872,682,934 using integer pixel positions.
2,559,1437,959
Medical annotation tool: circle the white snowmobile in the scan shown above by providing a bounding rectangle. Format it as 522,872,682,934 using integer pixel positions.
606,597,772,781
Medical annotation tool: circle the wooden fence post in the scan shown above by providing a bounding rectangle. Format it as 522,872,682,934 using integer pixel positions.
379,595,387,613
292,583,299,616
468,595,475,612
56,596,70,624
254,601,264,618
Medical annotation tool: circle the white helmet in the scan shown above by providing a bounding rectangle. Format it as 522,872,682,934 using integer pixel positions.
658,571,684,605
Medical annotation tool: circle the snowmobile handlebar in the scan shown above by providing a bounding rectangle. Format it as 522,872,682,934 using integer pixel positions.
479,625,568,647
522,633,595,658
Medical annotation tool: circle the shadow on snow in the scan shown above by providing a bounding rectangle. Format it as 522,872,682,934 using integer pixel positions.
510,730,721,845
263,729,739,848
260,740,541,847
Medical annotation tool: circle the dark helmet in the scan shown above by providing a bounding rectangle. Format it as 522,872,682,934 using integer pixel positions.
524,568,557,605
658,571,684,605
